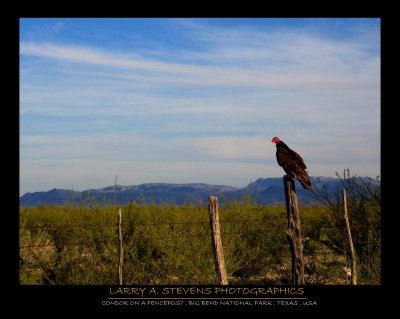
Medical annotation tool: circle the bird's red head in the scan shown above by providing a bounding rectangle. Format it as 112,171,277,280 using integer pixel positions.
271,137,281,144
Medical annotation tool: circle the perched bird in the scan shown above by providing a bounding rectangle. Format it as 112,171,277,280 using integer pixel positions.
271,137,312,190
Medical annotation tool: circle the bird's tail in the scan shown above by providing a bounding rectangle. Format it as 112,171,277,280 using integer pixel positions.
299,177,312,191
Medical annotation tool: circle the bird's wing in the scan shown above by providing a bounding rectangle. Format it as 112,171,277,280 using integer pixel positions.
288,149,307,170
277,148,308,177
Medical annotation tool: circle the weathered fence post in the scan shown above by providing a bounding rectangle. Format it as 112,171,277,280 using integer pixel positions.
283,175,305,285
342,188,357,285
208,196,229,285
118,208,123,285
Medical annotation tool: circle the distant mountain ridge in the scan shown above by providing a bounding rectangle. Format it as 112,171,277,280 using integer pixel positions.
19,176,376,207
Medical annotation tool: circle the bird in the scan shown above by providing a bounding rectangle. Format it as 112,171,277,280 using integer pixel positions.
271,136,312,190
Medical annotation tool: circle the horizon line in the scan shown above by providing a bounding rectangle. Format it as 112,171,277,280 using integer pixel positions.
20,174,379,196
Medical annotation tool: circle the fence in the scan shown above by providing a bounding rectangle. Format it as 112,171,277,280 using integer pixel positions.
19,195,373,285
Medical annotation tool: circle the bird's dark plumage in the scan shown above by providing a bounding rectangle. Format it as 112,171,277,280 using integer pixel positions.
271,137,312,190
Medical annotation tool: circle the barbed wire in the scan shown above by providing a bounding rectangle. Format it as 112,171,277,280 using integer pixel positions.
21,240,346,269
20,232,374,249
20,214,370,231
18,219,267,230
19,213,377,251
19,230,262,249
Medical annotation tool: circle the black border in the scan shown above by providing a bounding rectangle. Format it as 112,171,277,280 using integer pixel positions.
10,14,392,314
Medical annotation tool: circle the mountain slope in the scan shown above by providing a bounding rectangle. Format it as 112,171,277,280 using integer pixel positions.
19,176,377,207
224,176,342,205
20,183,238,206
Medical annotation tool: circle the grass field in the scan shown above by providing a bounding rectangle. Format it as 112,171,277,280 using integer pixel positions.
19,198,379,285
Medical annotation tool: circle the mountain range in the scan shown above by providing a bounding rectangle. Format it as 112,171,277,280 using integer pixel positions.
20,176,373,207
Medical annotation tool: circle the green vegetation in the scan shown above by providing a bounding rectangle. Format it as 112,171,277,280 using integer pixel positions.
312,170,381,285
19,187,381,285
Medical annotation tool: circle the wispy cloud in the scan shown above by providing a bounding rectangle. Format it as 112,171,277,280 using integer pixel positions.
20,27,379,90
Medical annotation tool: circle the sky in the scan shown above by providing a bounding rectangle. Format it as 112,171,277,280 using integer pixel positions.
19,18,380,195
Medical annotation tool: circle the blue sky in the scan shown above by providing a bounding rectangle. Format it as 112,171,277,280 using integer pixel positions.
19,18,380,195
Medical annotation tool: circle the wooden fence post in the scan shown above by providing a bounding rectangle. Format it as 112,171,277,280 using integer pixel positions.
118,208,123,285
208,196,229,285
283,176,305,285
342,188,357,285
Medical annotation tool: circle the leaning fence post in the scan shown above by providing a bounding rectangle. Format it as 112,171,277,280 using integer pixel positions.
208,196,229,285
342,188,357,285
118,208,123,285
283,175,305,285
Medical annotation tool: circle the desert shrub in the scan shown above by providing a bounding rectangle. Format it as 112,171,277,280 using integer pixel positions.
312,169,381,284
20,229,57,284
